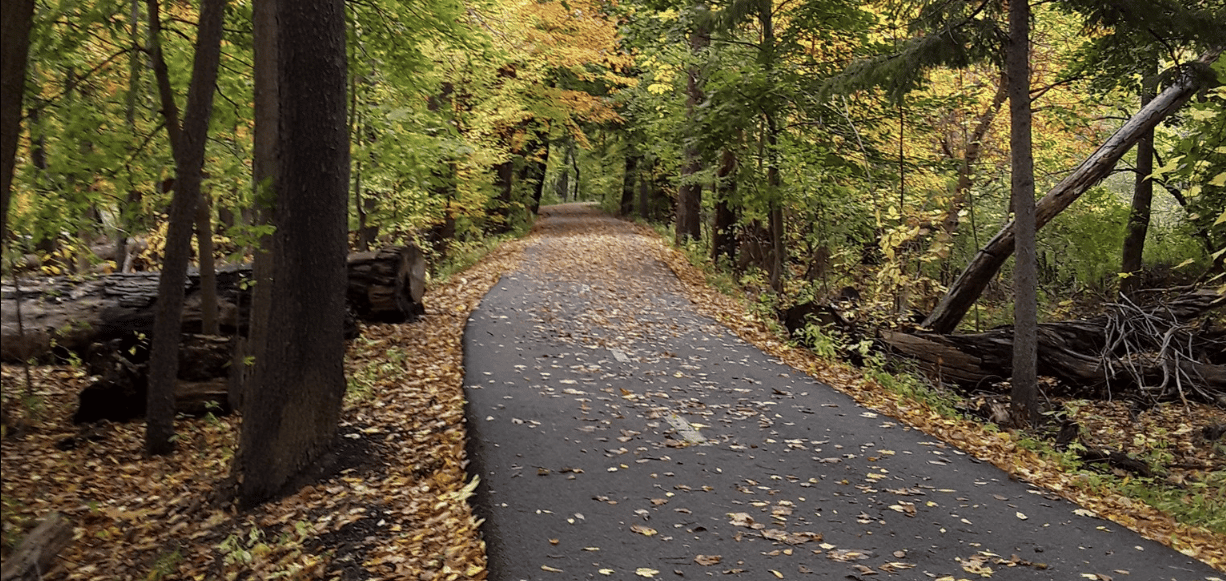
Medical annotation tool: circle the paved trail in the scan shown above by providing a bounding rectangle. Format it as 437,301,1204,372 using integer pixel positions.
464,204,1217,580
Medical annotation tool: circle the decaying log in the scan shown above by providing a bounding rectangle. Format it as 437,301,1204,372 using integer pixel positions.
882,288,1226,403
1,245,426,362
73,334,232,423
0,512,72,581
346,245,426,323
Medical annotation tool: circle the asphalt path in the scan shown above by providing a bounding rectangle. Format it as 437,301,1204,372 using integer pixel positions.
463,206,1218,581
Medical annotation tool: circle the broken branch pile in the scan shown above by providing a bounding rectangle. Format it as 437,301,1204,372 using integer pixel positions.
881,288,1225,404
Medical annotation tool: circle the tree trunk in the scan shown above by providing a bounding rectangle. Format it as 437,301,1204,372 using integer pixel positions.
196,194,218,334
144,0,226,456
491,158,515,231
238,0,349,508
520,129,548,215
638,160,650,219
765,117,784,292
620,151,639,217
922,47,1224,334
0,0,36,249
75,334,234,424
675,3,708,244
1120,63,1157,297
346,245,426,323
239,0,279,417
712,147,738,264
1007,0,1038,427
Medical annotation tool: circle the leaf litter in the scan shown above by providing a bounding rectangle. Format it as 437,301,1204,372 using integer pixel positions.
1,236,528,580
3,202,1223,579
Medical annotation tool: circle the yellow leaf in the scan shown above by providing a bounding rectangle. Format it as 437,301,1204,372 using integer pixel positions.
1174,258,1195,270
541,565,563,573
635,567,660,578
1214,209,1226,226
770,570,784,578
631,524,657,536
1210,171,1226,187
1016,512,1028,520
599,569,615,576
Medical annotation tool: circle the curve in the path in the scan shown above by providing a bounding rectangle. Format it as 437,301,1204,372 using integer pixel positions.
464,204,1217,581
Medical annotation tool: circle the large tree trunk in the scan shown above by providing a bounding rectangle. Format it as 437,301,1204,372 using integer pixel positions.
0,246,423,361
144,0,226,456
0,0,37,249
237,0,350,508
1007,0,1038,426
922,48,1224,334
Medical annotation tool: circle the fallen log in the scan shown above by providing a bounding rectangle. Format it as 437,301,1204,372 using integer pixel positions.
881,288,1226,403
0,512,72,581
346,245,426,323
0,245,426,362
73,334,232,423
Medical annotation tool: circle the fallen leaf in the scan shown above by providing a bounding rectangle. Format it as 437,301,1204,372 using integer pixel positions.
631,524,658,536
694,554,721,566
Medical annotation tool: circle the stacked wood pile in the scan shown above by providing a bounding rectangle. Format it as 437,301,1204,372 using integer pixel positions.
880,288,1225,404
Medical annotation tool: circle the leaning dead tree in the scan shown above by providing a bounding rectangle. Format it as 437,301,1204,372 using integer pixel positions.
923,48,1223,334
882,288,1225,405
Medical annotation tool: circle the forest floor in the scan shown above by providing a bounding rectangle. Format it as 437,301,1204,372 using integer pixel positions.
1,202,1223,580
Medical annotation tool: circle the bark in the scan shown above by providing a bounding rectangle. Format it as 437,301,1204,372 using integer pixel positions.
620,151,639,217
518,129,548,215
0,0,36,248
675,4,709,244
196,195,218,334
491,158,515,232
346,245,426,323
1120,64,1158,297
145,0,226,456
0,512,72,581
922,47,1224,334
241,0,279,417
712,148,738,264
238,0,349,508
1007,0,1038,426
638,161,650,219
765,117,784,293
